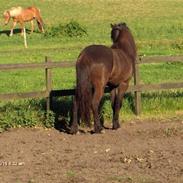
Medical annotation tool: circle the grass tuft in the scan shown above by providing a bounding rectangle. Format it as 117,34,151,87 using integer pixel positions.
44,21,87,38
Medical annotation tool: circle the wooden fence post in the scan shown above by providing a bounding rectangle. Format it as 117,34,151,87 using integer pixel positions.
45,56,52,112
134,59,141,115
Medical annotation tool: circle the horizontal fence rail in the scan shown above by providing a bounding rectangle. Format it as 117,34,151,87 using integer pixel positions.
0,91,48,101
0,61,75,71
0,55,183,115
138,55,183,64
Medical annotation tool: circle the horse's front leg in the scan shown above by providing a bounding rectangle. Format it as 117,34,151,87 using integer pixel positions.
20,22,25,36
70,96,79,134
111,82,129,130
10,21,17,36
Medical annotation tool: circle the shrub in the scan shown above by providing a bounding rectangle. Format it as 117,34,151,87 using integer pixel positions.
0,99,55,132
44,21,87,38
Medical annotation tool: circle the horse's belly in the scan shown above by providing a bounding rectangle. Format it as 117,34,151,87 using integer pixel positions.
22,16,33,21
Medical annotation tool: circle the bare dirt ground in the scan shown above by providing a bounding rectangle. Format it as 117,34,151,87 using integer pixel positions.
0,118,183,183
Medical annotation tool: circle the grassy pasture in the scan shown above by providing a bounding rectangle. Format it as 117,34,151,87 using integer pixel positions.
0,0,183,130
0,0,183,62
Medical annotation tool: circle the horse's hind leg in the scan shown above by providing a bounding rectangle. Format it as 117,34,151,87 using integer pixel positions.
70,96,79,134
111,88,120,129
111,82,129,129
92,84,104,133
35,16,44,33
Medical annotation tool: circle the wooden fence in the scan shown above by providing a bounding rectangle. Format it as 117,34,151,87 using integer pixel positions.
0,55,183,115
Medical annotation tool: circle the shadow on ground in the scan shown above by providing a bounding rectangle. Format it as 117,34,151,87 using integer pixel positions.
50,93,135,133
0,28,34,36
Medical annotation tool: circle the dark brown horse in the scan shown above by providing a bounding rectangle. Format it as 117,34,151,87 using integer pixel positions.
70,22,137,134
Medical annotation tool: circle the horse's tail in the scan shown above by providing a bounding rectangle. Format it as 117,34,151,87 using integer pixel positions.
76,55,92,127
36,18,44,32
32,7,44,32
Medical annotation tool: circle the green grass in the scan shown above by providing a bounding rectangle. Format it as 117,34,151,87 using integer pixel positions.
1,0,183,63
0,0,183,130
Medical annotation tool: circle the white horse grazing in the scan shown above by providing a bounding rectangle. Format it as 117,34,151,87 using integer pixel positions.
4,6,23,18
3,6,44,36
3,7,23,36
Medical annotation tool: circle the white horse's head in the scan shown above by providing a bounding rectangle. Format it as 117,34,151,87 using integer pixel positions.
3,11,10,25
3,7,23,25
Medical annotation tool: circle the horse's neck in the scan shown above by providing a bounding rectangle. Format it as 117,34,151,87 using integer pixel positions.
9,7,23,17
112,39,136,62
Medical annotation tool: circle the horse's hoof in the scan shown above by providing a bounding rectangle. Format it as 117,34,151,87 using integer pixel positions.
112,123,120,130
92,127,104,134
101,129,105,134
69,128,78,135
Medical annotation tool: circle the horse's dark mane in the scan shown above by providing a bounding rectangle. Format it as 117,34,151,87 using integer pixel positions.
111,22,136,62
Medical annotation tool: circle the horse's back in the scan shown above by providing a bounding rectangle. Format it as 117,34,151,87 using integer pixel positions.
77,45,113,68
76,45,113,86
19,6,40,21
27,6,40,12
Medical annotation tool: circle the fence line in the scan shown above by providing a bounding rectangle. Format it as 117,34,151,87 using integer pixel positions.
0,55,183,115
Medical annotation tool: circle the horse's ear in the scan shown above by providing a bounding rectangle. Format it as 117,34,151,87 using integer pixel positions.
3,11,10,17
110,23,114,28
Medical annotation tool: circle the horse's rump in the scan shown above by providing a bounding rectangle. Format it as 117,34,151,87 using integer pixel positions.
25,6,44,27
26,6,41,14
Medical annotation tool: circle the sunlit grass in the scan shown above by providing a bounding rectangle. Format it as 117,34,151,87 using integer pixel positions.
0,0,183,62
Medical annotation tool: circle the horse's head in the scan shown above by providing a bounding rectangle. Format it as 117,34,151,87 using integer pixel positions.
111,22,128,43
111,22,136,61
3,11,10,25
